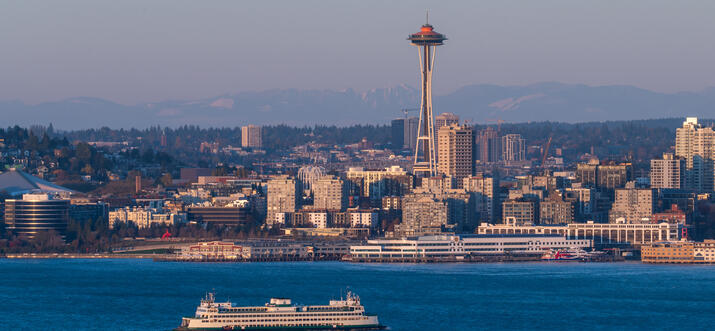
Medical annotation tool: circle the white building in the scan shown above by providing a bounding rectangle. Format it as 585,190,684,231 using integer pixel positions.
350,234,592,259
349,211,379,228
241,125,262,149
109,207,187,229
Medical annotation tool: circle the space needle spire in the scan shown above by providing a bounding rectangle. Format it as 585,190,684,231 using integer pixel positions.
408,15,447,177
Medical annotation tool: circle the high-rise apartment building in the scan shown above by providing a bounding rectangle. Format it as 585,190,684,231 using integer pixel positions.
391,119,405,150
266,175,300,226
435,112,460,129
241,125,262,148
650,153,686,189
437,124,473,187
434,113,460,162
609,187,655,223
345,166,412,202
403,117,419,151
463,175,499,223
675,117,715,192
501,134,526,162
475,127,500,163
312,176,348,211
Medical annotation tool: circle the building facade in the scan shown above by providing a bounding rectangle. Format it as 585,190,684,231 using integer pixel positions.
437,124,473,187
241,125,262,149
266,175,300,226
650,153,686,189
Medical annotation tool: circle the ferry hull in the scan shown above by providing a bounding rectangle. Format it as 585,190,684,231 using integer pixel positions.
174,325,387,331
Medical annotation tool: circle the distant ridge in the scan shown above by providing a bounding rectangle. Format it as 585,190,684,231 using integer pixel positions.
2,82,714,129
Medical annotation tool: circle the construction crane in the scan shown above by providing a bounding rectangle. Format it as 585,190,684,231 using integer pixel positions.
485,118,505,132
401,108,419,119
541,136,553,167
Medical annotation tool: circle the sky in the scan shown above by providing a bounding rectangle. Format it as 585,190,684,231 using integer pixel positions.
2,0,715,105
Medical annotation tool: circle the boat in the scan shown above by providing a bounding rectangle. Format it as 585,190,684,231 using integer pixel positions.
541,247,597,261
175,291,386,330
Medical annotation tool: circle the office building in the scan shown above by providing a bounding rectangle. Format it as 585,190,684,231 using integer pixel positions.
477,221,681,246
502,199,537,225
391,119,405,150
5,193,70,237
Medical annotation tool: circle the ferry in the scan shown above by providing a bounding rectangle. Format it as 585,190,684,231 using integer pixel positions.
541,248,601,261
175,291,386,330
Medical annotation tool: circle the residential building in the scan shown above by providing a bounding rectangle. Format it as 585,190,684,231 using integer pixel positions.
675,117,715,191
539,196,575,225
463,175,499,223
501,134,526,162
241,125,262,148
437,124,473,187
346,166,412,201
650,153,686,189
475,127,500,163
266,175,300,226
312,176,348,211
609,187,655,223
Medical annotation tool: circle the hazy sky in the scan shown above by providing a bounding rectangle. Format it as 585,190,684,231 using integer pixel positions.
2,0,715,104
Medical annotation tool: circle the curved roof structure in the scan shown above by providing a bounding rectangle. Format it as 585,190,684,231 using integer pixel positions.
0,168,74,196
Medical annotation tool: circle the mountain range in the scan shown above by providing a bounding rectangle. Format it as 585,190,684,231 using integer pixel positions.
2,82,713,130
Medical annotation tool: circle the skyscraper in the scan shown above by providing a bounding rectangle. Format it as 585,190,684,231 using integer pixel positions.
434,112,459,159
437,124,473,187
501,134,526,162
675,117,715,192
404,117,419,151
408,19,447,176
435,112,460,129
476,127,500,163
241,125,262,149
391,119,405,151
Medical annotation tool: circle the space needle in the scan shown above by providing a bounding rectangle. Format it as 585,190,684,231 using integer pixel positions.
408,14,446,177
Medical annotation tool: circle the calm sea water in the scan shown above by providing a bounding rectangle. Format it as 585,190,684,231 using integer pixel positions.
0,259,713,330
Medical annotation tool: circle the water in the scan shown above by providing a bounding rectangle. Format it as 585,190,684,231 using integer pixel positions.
0,259,713,330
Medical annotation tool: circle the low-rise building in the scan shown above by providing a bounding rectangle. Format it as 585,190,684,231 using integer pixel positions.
350,234,592,260
477,221,680,246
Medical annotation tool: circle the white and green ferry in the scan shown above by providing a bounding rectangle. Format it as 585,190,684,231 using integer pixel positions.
176,292,386,330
